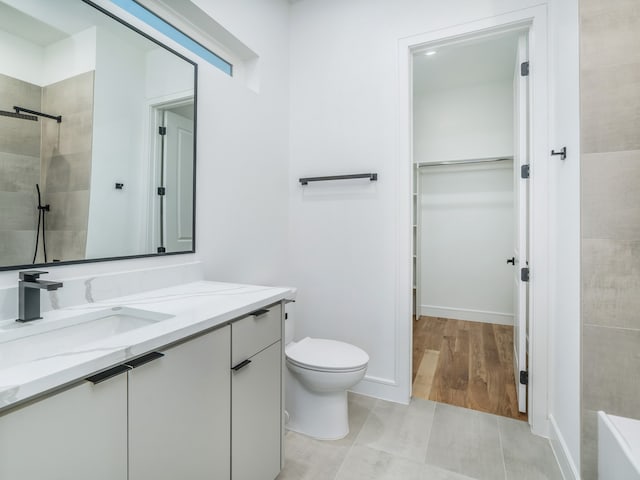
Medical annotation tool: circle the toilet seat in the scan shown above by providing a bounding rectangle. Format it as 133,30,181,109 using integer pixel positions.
286,337,369,373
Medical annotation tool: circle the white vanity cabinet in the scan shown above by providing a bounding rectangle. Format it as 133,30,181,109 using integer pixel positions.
0,373,128,480
128,325,231,480
0,300,285,480
231,305,283,480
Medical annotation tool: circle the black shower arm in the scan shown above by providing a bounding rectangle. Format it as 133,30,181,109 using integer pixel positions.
13,106,62,123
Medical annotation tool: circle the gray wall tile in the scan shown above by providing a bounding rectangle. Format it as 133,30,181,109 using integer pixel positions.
42,71,94,115
425,403,504,480
580,0,640,474
44,153,92,193
582,238,640,329
580,409,598,480
582,151,640,239
580,64,640,154
0,192,38,230
45,230,87,263
0,230,37,266
0,153,40,192
583,325,640,417
45,190,90,231
580,0,640,70
0,116,41,158
40,112,93,159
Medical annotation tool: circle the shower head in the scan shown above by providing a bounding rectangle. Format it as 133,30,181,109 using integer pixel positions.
0,109,38,121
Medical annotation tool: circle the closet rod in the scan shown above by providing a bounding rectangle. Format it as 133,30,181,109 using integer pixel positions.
416,156,513,168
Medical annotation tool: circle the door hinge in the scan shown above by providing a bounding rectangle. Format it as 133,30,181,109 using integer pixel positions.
521,267,530,282
520,61,530,76
157,246,166,253
157,187,166,196
158,126,167,135
521,164,530,179
520,370,529,385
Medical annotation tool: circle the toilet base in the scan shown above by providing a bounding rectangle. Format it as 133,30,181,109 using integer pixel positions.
285,368,350,440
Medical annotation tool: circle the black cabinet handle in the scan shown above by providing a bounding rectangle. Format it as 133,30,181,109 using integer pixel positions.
250,309,269,317
86,364,131,384
506,257,515,265
231,359,252,371
125,351,165,369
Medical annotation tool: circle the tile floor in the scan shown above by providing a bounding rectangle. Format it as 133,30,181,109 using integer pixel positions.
277,394,563,480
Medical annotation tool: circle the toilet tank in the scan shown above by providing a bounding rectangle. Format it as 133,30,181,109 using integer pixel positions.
284,302,295,344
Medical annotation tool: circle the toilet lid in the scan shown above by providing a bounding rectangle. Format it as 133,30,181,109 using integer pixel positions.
286,337,369,371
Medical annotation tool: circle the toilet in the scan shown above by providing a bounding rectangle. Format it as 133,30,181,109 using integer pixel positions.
284,303,369,440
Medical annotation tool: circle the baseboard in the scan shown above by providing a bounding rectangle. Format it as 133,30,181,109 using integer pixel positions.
350,375,410,405
549,414,580,480
420,305,514,325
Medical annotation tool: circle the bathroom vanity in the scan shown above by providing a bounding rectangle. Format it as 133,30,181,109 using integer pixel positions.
0,281,293,480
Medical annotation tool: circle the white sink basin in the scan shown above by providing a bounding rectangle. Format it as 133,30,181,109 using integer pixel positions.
0,307,173,370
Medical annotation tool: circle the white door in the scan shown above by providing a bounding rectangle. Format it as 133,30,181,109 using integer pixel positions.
164,109,194,252
513,33,529,414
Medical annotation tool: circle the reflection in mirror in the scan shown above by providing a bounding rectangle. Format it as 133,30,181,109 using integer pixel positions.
0,0,196,270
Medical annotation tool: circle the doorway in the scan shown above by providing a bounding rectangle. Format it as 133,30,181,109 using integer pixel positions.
149,99,195,254
410,30,529,421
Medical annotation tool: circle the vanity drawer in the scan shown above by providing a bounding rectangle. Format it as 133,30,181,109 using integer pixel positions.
231,304,281,365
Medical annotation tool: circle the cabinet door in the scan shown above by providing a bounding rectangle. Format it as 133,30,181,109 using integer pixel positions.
0,375,127,480
128,326,231,480
232,341,281,480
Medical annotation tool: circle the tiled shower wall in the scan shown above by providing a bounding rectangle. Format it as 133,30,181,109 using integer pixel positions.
0,71,94,266
580,0,640,478
40,71,94,263
0,73,40,265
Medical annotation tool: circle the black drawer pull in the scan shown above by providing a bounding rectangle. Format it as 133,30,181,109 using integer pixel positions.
231,359,252,371
86,364,131,384
125,351,165,369
250,309,269,317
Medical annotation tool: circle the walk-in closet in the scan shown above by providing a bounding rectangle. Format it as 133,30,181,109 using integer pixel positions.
411,30,529,420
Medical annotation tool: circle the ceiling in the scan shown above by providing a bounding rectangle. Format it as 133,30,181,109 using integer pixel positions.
413,30,521,93
0,2,67,46
0,0,155,52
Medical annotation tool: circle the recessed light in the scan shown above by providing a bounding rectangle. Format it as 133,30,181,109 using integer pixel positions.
424,51,437,56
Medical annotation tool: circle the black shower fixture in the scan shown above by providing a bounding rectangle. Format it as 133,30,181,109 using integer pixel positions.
0,109,38,121
13,106,62,123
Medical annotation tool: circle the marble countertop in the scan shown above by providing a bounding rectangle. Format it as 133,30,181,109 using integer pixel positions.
0,280,295,413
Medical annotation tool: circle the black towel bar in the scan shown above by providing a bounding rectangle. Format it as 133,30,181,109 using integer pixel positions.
299,173,378,185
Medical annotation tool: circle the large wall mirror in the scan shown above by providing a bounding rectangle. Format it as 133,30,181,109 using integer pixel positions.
0,0,197,271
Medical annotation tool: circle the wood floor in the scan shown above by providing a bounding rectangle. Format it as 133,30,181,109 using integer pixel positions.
412,316,527,421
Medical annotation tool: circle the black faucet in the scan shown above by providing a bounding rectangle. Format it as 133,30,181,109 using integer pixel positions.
17,271,63,322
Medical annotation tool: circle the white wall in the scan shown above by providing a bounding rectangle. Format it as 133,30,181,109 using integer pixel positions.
288,0,570,407
0,30,43,85
547,0,581,477
145,48,194,100
0,27,95,87
419,162,514,324
86,25,147,259
187,0,291,287
414,80,514,163
42,27,96,86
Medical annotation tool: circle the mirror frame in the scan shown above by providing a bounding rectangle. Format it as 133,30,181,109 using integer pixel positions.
0,0,198,272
